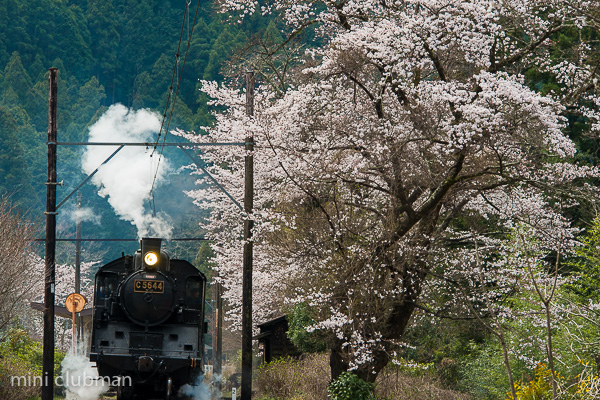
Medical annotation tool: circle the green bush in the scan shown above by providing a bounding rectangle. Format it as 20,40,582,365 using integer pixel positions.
459,340,524,400
506,363,553,400
328,372,374,400
287,303,328,353
0,327,66,399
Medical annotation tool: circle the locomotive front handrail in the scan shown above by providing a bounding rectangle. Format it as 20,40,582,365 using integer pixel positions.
93,347,201,355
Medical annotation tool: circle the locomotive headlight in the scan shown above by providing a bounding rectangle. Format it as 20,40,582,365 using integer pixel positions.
144,252,159,267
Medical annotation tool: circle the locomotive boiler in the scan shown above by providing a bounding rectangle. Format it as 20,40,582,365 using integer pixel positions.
90,238,207,399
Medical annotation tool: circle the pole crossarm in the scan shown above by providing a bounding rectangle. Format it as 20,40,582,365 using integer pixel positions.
35,237,209,242
56,145,124,210
51,141,247,147
54,141,246,210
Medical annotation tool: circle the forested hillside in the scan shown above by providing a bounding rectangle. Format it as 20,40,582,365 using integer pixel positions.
0,0,266,213
0,0,271,262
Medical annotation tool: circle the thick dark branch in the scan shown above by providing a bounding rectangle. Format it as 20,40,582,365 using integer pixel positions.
489,36,498,71
408,187,425,203
421,40,464,121
391,159,416,220
439,197,470,232
415,152,465,221
489,20,563,73
344,72,384,118
377,66,409,106
422,40,447,82
562,60,600,107
335,0,352,30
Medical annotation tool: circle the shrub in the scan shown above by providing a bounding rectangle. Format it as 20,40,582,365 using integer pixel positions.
0,354,41,400
459,340,524,400
505,363,553,400
0,327,66,399
0,328,42,400
287,303,328,353
328,372,374,400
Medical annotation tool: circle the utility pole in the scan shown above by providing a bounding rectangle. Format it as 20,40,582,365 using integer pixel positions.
241,71,255,400
42,67,58,400
75,192,82,343
213,280,223,387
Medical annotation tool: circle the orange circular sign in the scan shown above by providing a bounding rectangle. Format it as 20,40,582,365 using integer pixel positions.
65,293,86,313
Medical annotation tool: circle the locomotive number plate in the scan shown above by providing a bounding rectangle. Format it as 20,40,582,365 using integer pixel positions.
134,279,165,293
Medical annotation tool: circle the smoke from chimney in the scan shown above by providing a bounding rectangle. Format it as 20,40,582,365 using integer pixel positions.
82,104,173,239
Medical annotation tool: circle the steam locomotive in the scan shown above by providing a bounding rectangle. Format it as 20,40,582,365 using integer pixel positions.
90,238,207,400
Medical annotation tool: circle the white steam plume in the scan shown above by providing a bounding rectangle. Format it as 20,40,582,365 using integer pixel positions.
82,104,173,239
61,341,109,400
178,373,222,400
65,207,102,225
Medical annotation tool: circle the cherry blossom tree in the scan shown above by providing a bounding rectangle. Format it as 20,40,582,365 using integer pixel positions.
24,260,97,350
0,198,40,331
180,0,600,381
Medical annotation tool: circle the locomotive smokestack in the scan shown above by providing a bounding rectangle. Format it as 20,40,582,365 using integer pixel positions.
140,237,169,271
141,237,162,255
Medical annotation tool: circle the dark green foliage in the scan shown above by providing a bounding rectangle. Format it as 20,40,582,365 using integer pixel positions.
0,99,41,209
0,327,66,399
2,52,33,106
328,371,374,400
0,0,260,133
194,241,216,279
0,0,268,257
203,25,247,81
524,25,600,166
287,302,328,353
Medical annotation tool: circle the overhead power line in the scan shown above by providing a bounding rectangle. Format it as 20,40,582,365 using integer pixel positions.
150,0,204,193
147,0,204,218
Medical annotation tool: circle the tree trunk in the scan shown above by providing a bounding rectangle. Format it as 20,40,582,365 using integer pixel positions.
330,338,348,381
356,348,390,383
329,340,390,383
328,296,417,383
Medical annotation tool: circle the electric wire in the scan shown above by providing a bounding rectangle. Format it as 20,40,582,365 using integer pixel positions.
152,2,189,156
157,0,203,157
149,0,203,214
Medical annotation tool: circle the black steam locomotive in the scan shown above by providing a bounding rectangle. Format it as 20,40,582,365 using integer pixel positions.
90,238,207,399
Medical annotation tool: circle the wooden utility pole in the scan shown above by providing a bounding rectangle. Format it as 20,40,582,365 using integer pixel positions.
75,192,82,343
213,280,223,386
42,67,58,400
241,71,255,400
